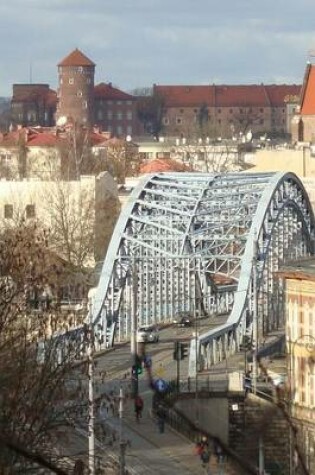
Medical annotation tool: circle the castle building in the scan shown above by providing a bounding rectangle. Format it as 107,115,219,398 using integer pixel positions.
9,48,300,140
10,49,141,137
56,48,95,126
154,84,301,139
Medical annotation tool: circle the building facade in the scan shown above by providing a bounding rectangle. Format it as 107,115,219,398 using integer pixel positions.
278,259,315,473
153,84,300,139
11,84,56,127
291,63,315,143
0,172,120,267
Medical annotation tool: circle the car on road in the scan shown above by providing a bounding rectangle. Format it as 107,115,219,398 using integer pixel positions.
173,315,193,327
136,326,159,343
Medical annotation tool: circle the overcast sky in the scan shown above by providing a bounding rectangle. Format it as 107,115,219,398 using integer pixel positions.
0,0,314,96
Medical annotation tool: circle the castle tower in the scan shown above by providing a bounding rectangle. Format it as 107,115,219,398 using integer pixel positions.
56,48,95,126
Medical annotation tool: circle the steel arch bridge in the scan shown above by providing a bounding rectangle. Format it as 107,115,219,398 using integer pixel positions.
90,171,315,374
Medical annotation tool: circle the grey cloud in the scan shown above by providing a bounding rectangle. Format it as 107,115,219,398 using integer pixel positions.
0,0,314,95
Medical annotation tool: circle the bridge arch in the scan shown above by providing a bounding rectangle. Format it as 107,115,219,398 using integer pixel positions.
90,172,315,367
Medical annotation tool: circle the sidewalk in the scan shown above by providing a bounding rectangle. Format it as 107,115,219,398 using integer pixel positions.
103,389,240,475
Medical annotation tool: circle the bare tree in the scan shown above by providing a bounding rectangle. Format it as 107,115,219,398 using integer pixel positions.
57,124,93,180
136,93,165,138
102,140,141,183
0,223,88,473
42,181,96,269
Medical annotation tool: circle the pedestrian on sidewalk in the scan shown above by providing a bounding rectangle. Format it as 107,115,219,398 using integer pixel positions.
156,404,166,434
134,394,144,422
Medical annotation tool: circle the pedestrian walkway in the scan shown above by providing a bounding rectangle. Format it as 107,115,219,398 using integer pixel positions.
102,388,240,474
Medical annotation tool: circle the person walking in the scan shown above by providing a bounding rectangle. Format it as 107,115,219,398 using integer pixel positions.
134,394,144,422
156,404,166,433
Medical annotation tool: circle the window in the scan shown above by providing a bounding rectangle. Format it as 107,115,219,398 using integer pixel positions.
260,119,264,125
260,108,264,113
229,109,233,113
163,117,169,125
1,153,11,163
117,101,122,105
127,110,133,120
117,111,123,120
26,204,35,219
4,204,13,219
127,125,133,135
218,109,221,113
82,101,87,109
117,125,123,135
127,100,132,106
77,90,82,97
239,108,243,113
97,110,103,120
78,67,83,73
87,78,91,84
69,78,74,85
180,109,184,113
176,117,183,125
107,111,113,120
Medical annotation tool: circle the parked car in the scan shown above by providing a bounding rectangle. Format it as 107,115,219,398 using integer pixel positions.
136,326,159,343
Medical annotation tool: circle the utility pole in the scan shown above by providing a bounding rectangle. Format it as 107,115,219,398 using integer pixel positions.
259,437,265,474
87,300,95,475
194,255,199,426
131,257,138,398
252,234,258,395
119,387,126,475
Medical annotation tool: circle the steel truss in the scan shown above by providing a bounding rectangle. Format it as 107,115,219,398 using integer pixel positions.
90,172,315,373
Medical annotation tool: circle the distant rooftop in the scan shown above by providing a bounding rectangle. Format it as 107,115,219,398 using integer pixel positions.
278,256,315,281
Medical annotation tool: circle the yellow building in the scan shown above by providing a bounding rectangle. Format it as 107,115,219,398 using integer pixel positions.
278,258,315,473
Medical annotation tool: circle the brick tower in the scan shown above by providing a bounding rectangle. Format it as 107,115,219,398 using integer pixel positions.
56,48,95,126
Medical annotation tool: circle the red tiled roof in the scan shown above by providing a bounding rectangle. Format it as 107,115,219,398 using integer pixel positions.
154,85,214,107
265,84,300,106
90,131,108,145
215,85,267,107
94,83,133,100
12,85,57,105
140,158,190,174
58,48,95,67
27,133,58,147
300,64,315,115
155,84,302,108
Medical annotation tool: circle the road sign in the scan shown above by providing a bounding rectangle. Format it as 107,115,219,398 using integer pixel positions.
155,364,165,378
154,378,168,393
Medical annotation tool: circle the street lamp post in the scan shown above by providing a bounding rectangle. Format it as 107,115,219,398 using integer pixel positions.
252,234,258,395
131,258,139,398
87,299,95,475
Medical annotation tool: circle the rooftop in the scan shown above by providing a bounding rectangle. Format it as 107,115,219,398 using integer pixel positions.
58,48,95,67
277,256,315,281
